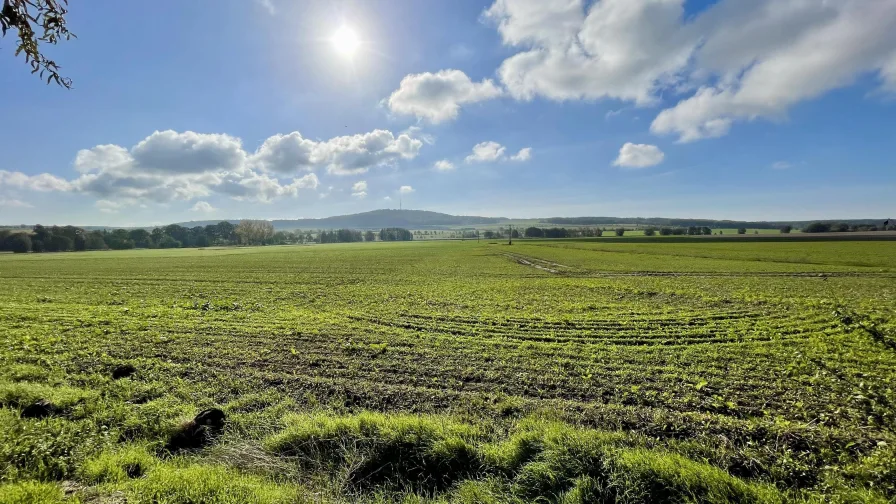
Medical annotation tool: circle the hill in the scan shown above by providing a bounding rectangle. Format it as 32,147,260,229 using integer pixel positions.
174,209,889,231
175,209,507,230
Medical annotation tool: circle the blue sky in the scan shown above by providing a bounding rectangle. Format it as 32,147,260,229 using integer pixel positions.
1,0,895,226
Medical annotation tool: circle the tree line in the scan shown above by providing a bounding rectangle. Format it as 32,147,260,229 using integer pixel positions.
0,222,415,253
542,216,891,230
802,222,894,233
522,226,715,238
523,227,603,238
649,226,713,236
316,228,413,243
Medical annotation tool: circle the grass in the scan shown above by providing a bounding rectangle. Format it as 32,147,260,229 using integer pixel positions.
1,239,895,502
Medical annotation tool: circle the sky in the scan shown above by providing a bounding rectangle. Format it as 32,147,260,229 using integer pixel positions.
1,0,895,226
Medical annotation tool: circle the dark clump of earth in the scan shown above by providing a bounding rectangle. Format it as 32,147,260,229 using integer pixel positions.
194,408,226,429
21,399,60,419
123,462,144,479
164,408,227,452
112,363,137,379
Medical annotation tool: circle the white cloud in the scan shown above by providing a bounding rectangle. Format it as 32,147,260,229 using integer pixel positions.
484,0,584,49
613,142,664,168
250,132,318,173
131,130,246,174
0,197,33,208
401,126,436,146
387,69,503,123
318,130,422,175
605,108,626,119
465,141,507,163
510,147,532,162
191,201,216,213
463,142,532,163
384,196,392,201
351,180,368,199
652,1,896,141
488,0,693,105
74,144,131,173
433,159,455,172
0,170,72,192
480,0,896,142
771,161,793,170
251,129,421,176
399,185,415,194
1,128,420,207
216,171,319,203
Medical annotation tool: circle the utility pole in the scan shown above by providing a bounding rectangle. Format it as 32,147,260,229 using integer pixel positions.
508,224,513,245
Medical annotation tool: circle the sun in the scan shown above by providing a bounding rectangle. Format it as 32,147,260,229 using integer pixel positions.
331,26,360,57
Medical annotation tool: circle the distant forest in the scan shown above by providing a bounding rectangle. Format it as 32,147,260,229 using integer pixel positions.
0,222,413,253
542,216,891,229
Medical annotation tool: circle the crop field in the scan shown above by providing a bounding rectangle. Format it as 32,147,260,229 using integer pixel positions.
1,240,895,503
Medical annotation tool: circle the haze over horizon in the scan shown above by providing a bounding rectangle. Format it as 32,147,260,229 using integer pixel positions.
2,0,895,227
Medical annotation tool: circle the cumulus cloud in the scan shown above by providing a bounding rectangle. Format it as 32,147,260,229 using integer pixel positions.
351,180,368,199
476,0,896,141
510,147,532,162
433,159,455,172
652,1,896,141
191,201,216,213
465,141,507,163
387,69,503,123
319,130,422,175
399,185,415,194
2,128,420,207
464,142,532,163
131,130,246,174
613,142,664,168
251,129,421,175
486,0,693,105
0,170,72,192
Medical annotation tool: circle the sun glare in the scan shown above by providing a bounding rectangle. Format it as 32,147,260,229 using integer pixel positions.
332,26,360,57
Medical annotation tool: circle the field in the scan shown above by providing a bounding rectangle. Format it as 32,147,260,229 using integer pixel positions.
1,240,895,503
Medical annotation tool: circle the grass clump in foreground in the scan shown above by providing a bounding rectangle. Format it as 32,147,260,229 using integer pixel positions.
125,463,300,504
79,444,157,484
74,446,302,504
0,481,66,504
265,411,484,491
264,412,785,503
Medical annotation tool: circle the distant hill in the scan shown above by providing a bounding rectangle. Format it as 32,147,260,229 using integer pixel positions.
176,209,507,230
8,210,887,231
175,210,888,231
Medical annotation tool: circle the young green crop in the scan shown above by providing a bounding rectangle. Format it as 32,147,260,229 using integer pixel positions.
0,240,894,502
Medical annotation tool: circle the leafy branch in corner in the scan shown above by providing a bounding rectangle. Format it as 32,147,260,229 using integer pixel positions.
1,0,75,88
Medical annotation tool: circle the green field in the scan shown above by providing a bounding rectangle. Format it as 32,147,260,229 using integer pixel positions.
1,240,895,503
